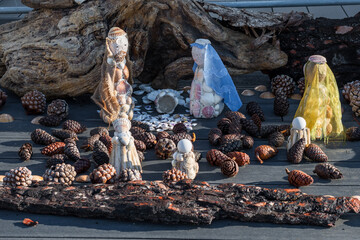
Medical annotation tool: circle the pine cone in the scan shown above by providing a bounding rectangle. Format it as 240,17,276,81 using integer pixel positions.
286,168,313,187
3,167,32,187
163,168,188,185
64,138,80,161
268,131,285,147
208,128,222,146
63,120,86,134
313,163,343,179
274,93,289,120
173,122,187,134
47,99,69,119
90,163,116,184
41,142,65,156
226,152,250,166
287,138,306,164
255,145,278,164
52,129,78,141
99,134,113,153
279,124,291,137
134,132,157,149
224,111,246,123
31,129,56,145
0,89,7,109
343,80,360,102
221,159,239,177
304,143,328,162
38,115,63,127
219,139,243,153
228,123,242,134
21,90,46,115
155,138,177,159
74,158,91,174
43,163,77,186
131,120,150,132
169,132,195,145
134,139,146,152
156,131,170,141
271,75,295,97
118,169,142,182
137,150,145,162
130,126,145,136
194,150,202,162
206,149,231,166
298,77,305,95
90,127,109,137
246,102,265,121
221,134,243,145
251,114,262,130
46,154,67,168
259,125,279,138
80,134,100,151
18,143,33,161
349,81,360,116
217,118,232,134
346,127,360,141
240,118,258,136
242,135,254,149
92,140,109,166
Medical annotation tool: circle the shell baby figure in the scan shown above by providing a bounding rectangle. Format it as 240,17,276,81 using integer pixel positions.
172,139,198,180
110,118,142,175
91,27,134,123
190,39,242,118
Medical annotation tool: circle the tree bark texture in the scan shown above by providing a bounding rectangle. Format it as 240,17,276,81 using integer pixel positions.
0,180,359,227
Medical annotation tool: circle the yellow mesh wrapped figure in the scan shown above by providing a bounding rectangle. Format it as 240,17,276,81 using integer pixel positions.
294,55,344,143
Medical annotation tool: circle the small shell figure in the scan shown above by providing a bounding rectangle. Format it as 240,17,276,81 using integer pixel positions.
172,139,199,180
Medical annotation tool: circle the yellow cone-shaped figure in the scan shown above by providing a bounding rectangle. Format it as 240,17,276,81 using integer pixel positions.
294,55,344,143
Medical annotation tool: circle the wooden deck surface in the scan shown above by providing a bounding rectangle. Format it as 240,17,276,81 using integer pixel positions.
1,72,360,239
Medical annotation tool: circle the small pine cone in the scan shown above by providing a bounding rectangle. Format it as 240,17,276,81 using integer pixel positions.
92,140,110,166
221,134,243,145
251,114,262,130
268,131,285,147
224,111,246,123
46,154,67,168
134,139,146,152
208,128,223,146
287,138,306,164
52,129,78,141
118,168,142,182
169,132,195,145
259,125,279,138
286,168,313,187
156,131,170,141
134,132,157,149
246,102,265,121
99,134,113,153
47,99,69,119
163,168,188,185
130,126,145,136
0,89,7,109
18,143,33,161
41,142,65,156
3,167,32,187
313,163,343,179
228,123,242,134
194,150,202,162
349,81,360,116
90,127,109,137
80,134,100,151
226,152,250,166
219,139,243,153
274,93,289,120
155,138,177,159
342,80,359,102
90,163,116,184
21,90,46,115
31,129,56,145
64,138,81,161
221,159,239,177
217,118,232,134
206,149,231,166
63,120,86,134
271,75,295,97
173,122,187,134
240,118,258,137
298,77,305,95
137,150,145,162
131,120,150,132
74,158,91,174
255,145,278,164
43,163,76,186
242,135,254,149
39,115,63,127
346,127,360,141
279,124,291,137
304,143,328,162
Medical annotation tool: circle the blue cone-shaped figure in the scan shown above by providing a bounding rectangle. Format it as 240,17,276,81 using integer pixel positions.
190,39,242,118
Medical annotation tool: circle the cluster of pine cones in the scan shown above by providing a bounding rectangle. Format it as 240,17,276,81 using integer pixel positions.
342,80,360,116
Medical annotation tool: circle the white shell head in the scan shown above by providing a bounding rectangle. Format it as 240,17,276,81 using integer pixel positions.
177,139,193,153
292,117,306,130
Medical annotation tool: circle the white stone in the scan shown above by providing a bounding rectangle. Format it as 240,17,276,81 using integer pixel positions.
177,139,193,153
292,117,307,130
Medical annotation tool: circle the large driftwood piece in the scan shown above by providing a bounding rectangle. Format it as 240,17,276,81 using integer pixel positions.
0,180,359,227
0,0,287,97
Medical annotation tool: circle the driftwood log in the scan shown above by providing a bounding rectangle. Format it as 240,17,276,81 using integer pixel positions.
0,0,289,98
0,180,359,227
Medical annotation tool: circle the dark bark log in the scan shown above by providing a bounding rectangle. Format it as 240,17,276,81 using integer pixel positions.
0,180,359,227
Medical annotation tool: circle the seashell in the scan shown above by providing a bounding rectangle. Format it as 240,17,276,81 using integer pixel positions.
214,93,223,104
202,106,214,118
193,83,202,100
290,93,302,100
76,175,91,183
191,101,201,117
241,89,255,96
31,116,43,125
0,113,14,123
32,175,43,182
202,82,213,93
134,90,145,95
144,105,152,111
259,92,275,99
139,84,151,90
200,92,215,106
254,85,267,92
183,86,191,91
0,175,4,182
142,97,152,104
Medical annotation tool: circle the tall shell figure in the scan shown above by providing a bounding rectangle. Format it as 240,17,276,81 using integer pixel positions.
255,145,278,164
172,139,199,180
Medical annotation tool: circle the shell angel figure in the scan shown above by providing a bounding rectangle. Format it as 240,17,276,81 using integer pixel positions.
91,27,134,123
171,139,198,180
190,39,242,118
110,118,142,175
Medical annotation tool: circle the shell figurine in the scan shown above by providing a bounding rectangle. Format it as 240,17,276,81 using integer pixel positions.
172,139,199,180
255,145,278,164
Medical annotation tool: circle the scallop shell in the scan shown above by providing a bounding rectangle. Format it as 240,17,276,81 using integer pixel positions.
241,89,255,96
191,101,201,118
32,175,43,182
0,113,14,123
202,105,215,118
259,92,275,99
290,93,302,100
200,92,215,106
76,175,91,183
31,116,43,125
254,85,267,92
